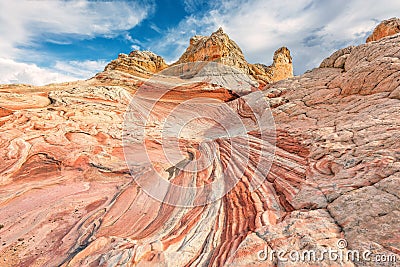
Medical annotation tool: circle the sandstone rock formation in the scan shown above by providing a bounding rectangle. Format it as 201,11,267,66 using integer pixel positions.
253,46,293,83
319,45,354,69
102,28,293,86
0,22,399,267
104,50,168,77
176,27,251,72
366,17,400,42
175,27,293,85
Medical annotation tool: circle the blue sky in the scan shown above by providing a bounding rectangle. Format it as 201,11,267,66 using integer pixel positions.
1,0,400,85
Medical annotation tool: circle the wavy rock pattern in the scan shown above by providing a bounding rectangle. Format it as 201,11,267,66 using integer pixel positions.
366,17,400,43
0,29,400,267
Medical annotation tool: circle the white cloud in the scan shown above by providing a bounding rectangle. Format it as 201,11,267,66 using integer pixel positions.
131,44,141,51
182,0,213,13
149,15,212,63
53,60,108,79
0,58,107,86
150,23,162,33
2,0,399,85
124,33,143,51
157,0,400,74
0,0,153,58
0,58,77,85
0,0,153,85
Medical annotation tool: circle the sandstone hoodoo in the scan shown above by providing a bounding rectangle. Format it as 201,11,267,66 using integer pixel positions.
0,19,399,266
252,46,293,83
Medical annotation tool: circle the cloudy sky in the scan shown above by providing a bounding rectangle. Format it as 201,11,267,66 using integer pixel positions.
0,0,399,85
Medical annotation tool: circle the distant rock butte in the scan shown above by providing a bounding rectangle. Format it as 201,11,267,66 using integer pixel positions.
366,17,400,42
104,27,293,85
176,27,293,85
0,20,399,266
176,27,248,67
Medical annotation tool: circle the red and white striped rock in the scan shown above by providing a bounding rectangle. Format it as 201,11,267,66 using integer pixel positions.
0,24,399,267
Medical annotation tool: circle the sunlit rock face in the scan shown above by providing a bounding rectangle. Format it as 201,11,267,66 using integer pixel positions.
366,17,400,42
174,27,293,85
104,50,168,78
176,28,251,71
0,21,400,267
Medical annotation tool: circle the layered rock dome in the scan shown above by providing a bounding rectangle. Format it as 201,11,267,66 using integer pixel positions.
104,27,293,85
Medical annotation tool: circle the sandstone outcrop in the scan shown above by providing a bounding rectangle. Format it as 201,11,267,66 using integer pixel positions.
104,50,168,77
175,27,293,84
176,27,251,72
0,20,399,267
252,46,293,83
102,28,293,86
366,17,400,42
319,45,354,69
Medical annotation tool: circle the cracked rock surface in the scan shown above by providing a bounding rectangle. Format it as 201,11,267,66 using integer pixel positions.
0,32,399,267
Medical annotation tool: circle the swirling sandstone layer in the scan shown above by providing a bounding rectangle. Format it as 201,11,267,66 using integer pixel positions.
0,25,399,267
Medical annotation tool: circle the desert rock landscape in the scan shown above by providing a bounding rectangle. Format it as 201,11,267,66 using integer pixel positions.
0,19,399,266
